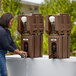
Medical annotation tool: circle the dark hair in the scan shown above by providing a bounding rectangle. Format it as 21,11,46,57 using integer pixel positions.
0,13,14,28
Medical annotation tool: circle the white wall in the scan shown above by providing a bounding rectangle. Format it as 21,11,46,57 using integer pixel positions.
21,4,39,14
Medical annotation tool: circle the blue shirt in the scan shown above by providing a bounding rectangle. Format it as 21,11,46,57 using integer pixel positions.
0,26,17,52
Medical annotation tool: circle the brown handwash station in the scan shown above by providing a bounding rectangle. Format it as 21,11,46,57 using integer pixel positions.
45,13,71,58
18,14,44,58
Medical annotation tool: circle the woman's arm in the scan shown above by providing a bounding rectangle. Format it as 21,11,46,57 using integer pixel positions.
14,49,27,57
6,29,18,49
0,29,27,56
0,30,16,52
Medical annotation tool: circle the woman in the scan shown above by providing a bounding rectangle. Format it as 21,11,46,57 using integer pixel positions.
0,13,27,76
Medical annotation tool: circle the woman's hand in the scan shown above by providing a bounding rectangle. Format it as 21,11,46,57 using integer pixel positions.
14,49,20,54
14,49,27,58
19,51,27,58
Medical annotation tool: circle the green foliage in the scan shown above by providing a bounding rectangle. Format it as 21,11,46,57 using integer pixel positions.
0,0,22,50
70,25,76,51
39,0,76,54
43,32,49,55
10,17,21,50
1,0,22,15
